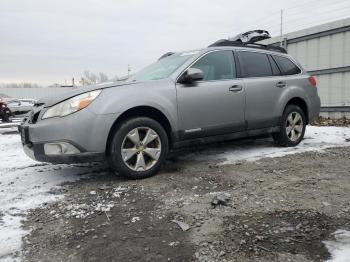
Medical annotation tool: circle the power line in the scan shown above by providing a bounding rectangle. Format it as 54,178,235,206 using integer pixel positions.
242,0,348,31
284,3,350,23
252,5,350,29
239,0,350,37
282,9,350,30
242,1,340,31
283,16,350,34
282,0,347,13
283,0,349,17
242,6,350,37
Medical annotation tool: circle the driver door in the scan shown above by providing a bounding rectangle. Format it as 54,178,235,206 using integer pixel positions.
176,50,246,139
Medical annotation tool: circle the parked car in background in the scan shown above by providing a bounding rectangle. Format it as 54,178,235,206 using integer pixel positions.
0,98,13,122
19,31,320,179
7,99,37,115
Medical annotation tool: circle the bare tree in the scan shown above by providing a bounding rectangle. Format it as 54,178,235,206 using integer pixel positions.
80,71,111,86
110,74,119,81
99,72,109,83
82,71,98,85
0,83,42,88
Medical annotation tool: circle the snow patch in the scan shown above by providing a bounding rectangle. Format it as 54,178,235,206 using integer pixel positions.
324,230,350,262
0,122,21,128
113,186,129,198
0,133,102,261
1,125,350,260
187,126,350,165
131,216,140,223
63,202,115,219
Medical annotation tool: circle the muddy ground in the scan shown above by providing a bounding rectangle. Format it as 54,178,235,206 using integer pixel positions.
21,146,350,262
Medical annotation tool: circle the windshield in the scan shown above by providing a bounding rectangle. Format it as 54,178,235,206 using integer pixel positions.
129,52,198,81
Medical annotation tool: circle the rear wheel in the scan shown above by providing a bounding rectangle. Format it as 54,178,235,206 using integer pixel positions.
108,117,168,179
273,105,306,147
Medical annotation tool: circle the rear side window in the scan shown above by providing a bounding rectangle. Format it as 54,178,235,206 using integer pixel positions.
238,51,273,78
272,55,301,75
190,50,236,81
268,55,281,76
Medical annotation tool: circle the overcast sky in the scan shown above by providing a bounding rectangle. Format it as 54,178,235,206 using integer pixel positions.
0,0,349,85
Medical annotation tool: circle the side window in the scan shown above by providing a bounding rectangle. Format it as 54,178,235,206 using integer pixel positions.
272,55,301,75
190,50,236,81
268,55,281,76
238,51,273,77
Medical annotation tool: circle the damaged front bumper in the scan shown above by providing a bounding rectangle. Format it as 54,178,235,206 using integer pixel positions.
19,125,104,164
17,103,116,164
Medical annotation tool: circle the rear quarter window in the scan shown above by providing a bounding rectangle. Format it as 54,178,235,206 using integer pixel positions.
268,55,281,76
238,51,273,78
272,55,301,75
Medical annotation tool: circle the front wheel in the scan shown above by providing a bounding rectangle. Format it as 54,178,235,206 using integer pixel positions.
272,105,306,147
108,117,169,179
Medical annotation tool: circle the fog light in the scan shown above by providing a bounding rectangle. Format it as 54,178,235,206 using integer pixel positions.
44,142,80,155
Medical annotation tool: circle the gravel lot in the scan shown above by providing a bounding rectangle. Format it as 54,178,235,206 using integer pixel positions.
1,124,350,262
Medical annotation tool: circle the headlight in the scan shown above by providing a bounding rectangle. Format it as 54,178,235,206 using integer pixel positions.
42,90,101,119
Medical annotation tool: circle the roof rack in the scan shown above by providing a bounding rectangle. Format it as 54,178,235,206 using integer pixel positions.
208,40,287,54
230,30,270,43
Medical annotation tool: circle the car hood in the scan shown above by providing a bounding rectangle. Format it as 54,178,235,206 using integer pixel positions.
38,81,136,107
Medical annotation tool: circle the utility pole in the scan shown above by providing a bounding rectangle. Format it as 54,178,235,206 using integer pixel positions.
127,64,131,78
280,9,283,47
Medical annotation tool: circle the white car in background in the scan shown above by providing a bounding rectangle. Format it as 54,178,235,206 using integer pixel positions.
7,99,37,115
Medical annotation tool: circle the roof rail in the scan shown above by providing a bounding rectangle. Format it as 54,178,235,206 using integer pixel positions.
158,52,175,60
208,40,287,54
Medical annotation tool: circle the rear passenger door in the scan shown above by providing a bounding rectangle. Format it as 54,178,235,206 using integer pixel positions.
237,51,286,130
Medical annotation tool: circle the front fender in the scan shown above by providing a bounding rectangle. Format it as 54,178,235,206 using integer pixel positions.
88,80,178,131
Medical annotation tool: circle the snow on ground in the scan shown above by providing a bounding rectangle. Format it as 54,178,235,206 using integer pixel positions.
0,118,22,123
0,124,349,261
0,127,104,261
324,230,350,262
186,125,350,165
0,118,22,129
0,122,20,128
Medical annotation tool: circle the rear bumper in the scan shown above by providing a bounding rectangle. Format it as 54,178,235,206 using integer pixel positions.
308,95,321,123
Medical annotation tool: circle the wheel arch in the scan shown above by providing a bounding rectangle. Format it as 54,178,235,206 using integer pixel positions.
105,106,173,155
285,97,309,124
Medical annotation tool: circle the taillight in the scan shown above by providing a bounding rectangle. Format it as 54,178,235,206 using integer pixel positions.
308,76,317,87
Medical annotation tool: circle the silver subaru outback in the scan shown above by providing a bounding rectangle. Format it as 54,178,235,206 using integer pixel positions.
20,35,321,179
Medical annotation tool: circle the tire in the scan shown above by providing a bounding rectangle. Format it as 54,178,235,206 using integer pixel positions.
108,117,169,179
272,105,306,147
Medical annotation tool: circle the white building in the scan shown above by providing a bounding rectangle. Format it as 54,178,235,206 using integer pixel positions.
262,17,350,118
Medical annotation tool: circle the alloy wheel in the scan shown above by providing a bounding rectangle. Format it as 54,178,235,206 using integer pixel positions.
285,111,303,142
121,127,162,171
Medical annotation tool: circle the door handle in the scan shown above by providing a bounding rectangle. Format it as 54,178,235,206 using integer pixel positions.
229,85,243,92
276,81,286,88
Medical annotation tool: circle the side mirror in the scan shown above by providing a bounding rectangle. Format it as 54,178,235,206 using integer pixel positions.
180,68,204,84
